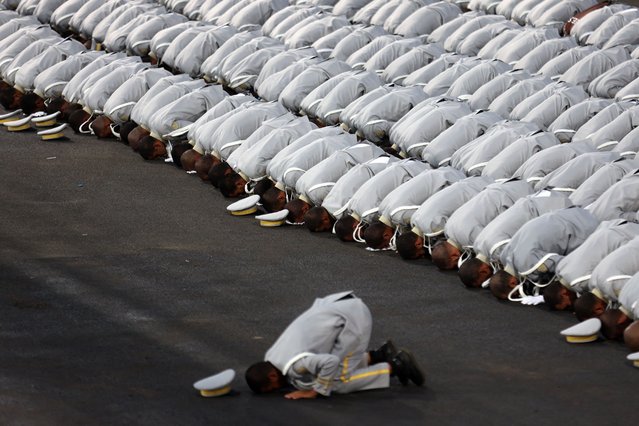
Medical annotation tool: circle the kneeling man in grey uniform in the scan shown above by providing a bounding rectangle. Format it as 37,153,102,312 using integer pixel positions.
245,291,424,399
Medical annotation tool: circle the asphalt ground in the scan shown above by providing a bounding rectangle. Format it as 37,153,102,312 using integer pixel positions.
0,125,635,426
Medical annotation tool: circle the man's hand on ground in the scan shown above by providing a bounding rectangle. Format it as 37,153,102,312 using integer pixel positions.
284,389,319,400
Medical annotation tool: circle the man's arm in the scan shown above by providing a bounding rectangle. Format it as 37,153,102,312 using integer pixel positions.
288,354,341,398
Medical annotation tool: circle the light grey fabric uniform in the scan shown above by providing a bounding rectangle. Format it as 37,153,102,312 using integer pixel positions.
0,15,38,42
508,81,566,121
421,110,503,167
312,26,357,60
260,4,301,36
381,0,430,34
131,78,203,130
321,156,397,220
201,31,267,83
499,207,600,281
535,151,621,194
514,142,595,185
443,15,508,53
576,104,639,151
82,62,150,114
369,0,402,27
537,46,600,80
149,21,202,62
68,0,108,38
13,39,85,93
587,169,639,221
333,0,373,19
339,85,392,131
228,114,315,175
410,176,493,239
188,94,256,152
346,34,402,70
33,51,103,99
601,17,639,50
257,56,322,102
295,143,386,206
346,159,431,223
548,98,614,143
330,25,388,62
377,167,466,229
613,126,639,157
570,157,639,207
586,8,639,48
253,47,318,94
588,59,639,99
458,21,522,58
513,37,577,74
316,70,382,126
487,75,552,118
3,36,63,85
33,0,66,24
394,1,461,38
284,14,350,49
227,45,287,91
148,85,227,139
266,6,324,40
520,84,589,130
363,37,430,75
401,52,465,87
450,121,542,176
492,27,560,65
125,13,188,57
103,10,168,54
300,71,353,119
381,44,445,86
351,0,388,25
616,75,639,101
94,3,164,48
270,133,358,192
474,192,574,264
588,236,639,303
0,26,59,77
173,25,237,77
446,59,511,99
561,45,633,89
258,127,346,183
229,0,288,29
444,179,535,250
556,219,639,292
619,272,639,319
265,291,390,396
467,69,531,111
482,132,559,181
527,0,597,28
351,86,428,144
279,59,352,113
206,102,288,160
390,98,472,158
426,11,483,45
160,25,212,71
62,53,132,105
49,0,85,33
571,100,636,142
103,68,173,124
569,4,620,44
423,57,484,98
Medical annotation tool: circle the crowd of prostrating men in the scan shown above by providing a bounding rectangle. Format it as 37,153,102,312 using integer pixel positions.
2,0,639,365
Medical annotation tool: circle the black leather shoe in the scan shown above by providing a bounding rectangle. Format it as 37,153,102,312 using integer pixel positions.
391,350,425,386
370,340,399,364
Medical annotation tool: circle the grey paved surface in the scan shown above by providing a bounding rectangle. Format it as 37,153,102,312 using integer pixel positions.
0,128,635,426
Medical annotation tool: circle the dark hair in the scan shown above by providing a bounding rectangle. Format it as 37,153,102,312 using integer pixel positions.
208,162,232,188
45,97,66,115
20,92,44,114
261,187,286,212
573,292,606,322
458,257,492,289
285,198,311,224
489,270,517,300
253,179,274,196
68,109,91,133
219,173,246,198
600,309,631,340
118,121,138,145
305,206,333,232
138,136,158,160
90,115,114,139
60,102,82,121
195,154,214,181
624,321,639,351
396,232,423,260
245,361,277,394
431,240,459,270
363,221,393,250
334,215,360,242
170,142,192,168
542,281,572,311
0,87,17,109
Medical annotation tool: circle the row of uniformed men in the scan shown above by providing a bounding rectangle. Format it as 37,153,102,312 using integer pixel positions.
1,0,639,366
